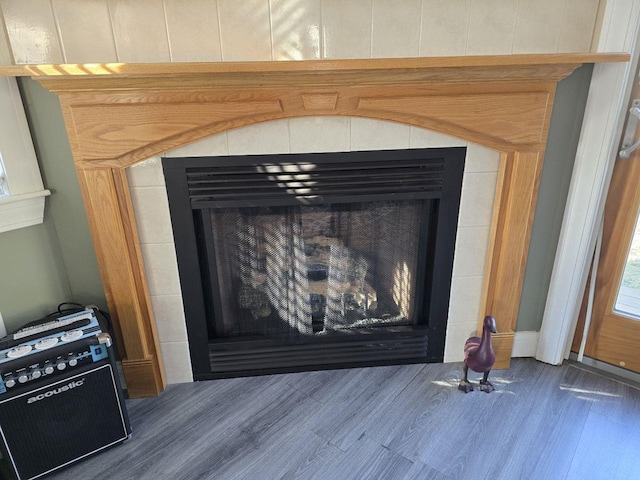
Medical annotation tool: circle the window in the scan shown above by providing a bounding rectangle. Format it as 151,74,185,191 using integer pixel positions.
0,77,50,232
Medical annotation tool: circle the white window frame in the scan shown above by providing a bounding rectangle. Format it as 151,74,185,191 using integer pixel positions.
536,0,640,365
0,76,50,233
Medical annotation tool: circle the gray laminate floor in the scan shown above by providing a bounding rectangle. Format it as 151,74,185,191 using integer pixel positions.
49,359,640,480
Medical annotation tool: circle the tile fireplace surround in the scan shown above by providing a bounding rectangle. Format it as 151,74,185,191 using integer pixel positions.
128,121,498,384
0,54,628,396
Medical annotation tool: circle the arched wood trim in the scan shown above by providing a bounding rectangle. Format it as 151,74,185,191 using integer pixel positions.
60,84,553,169
1,54,626,397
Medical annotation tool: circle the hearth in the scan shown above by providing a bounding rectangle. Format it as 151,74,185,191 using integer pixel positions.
164,148,465,379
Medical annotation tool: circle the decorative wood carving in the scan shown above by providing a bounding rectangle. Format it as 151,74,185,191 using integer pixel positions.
302,93,339,110
0,54,627,397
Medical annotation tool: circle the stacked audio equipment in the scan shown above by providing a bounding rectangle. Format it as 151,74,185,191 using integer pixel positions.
0,309,131,480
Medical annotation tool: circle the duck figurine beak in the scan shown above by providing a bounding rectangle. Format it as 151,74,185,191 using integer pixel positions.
486,315,497,334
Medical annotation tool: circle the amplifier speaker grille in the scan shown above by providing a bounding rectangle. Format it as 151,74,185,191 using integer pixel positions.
0,363,128,480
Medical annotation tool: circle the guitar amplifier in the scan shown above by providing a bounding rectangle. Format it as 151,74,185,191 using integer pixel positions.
0,310,131,480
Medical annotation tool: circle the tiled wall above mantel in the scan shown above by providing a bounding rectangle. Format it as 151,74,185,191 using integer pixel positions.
0,0,602,65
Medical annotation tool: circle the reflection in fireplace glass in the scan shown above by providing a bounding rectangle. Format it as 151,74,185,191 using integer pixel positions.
210,200,423,340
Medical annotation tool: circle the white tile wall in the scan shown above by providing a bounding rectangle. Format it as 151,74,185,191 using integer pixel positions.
1,0,64,64
109,0,171,62
271,0,322,60
464,143,501,173
466,0,519,56
0,11,12,65
127,156,165,187
127,156,191,385
371,0,421,58
419,0,470,57
448,276,484,326
458,172,499,228
163,0,222,62
217,0,272,61
452,226,491,277
321,0,373,59
151,294,188,343
227,119,290,155
166,133,229,158
558,0,601,53
127,117,501,382
128,186,173,244
159,341,193,383
351,118,411,150
1,0,601,65
512,0,565,54
53,0,118,63
140,243,182,296
289,117,350,153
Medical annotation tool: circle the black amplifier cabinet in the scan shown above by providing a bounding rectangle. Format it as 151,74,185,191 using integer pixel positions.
0,334,131,480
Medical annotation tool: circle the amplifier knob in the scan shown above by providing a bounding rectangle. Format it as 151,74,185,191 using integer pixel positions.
7,345,32,358
5,379,15,388
18,374,28,384
44,365,54,375
61,330,83,342
35,337,59,350
31,370,42,380
68,358,78,367
56,362,66,371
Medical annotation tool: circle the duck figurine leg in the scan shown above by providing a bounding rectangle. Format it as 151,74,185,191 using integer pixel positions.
479,370,494,393
458,315,497,393
458,364,474,393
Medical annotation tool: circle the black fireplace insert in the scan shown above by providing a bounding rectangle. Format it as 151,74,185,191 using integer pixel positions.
163,148,465,379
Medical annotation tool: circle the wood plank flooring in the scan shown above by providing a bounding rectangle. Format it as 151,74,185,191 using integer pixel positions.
48,359,640,480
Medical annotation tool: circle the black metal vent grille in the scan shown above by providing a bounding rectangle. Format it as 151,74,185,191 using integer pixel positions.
205,326,429,379
185,155,446,207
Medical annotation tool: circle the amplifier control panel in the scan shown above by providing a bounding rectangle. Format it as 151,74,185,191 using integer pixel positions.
0,310,108,395
0,340,109,393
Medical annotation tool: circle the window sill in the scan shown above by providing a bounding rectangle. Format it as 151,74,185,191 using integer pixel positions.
0,189,51,233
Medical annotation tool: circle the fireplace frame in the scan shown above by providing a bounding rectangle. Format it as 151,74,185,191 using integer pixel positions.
163,147,465,379
0,54,627,396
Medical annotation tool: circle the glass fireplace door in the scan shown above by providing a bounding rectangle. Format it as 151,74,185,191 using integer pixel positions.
207,200,426,342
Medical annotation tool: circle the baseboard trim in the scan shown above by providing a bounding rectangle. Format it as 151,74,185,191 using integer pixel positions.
512,331,540,358
122,358,164,398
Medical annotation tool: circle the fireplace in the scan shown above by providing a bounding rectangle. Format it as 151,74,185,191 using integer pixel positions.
164,147,464,379
18,54,625,395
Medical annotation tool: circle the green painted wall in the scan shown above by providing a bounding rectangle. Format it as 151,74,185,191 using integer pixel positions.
19,78,106,311
516,64,594,332
0,78,106,333
0,218,71,332
0,68,592,335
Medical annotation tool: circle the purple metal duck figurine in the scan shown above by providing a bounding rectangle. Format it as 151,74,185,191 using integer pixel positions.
458,315,497,393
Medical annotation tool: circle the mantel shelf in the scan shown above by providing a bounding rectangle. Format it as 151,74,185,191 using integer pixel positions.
0,53,629,93
0,53,629,77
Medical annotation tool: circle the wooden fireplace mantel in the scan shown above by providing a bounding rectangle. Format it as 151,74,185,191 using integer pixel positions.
0,53,628,397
